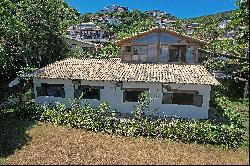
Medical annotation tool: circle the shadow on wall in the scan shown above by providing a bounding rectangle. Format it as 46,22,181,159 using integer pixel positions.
0,116,36,158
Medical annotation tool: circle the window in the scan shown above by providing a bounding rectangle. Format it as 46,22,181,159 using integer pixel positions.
168,45,186,63
123,88,148,102
131,46,140,61
187,46,195,64
161,46,168,63
140,46,148,62
74,85,103,100
36,83,65,98
122,46,132,61
124,46,131,52
148,45,157,63
162,90,203,107
172,93,193,105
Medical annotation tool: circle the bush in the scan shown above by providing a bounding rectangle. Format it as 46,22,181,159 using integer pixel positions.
1,90,245,149
37,103,244,148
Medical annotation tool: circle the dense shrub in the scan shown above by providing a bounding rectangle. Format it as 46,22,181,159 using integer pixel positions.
37,100,244,148
1,91,245,149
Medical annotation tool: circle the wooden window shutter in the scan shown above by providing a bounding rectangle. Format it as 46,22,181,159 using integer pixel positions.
193,95,203,107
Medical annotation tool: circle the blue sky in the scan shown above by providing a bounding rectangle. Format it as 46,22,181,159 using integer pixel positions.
65,0,238,19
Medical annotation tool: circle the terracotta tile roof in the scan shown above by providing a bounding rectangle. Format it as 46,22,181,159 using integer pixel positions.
115,27,208,46
28,58,220,85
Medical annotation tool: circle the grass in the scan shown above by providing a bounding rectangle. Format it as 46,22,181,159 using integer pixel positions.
0,116,249,165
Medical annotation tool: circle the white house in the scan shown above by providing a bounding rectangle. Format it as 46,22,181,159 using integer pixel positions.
67,22,104,40
105,17,121,26
65,37,98,53
146,10,166,17
218,20,231,29
29,28,219,119
186,26,195,35
104,5,128,12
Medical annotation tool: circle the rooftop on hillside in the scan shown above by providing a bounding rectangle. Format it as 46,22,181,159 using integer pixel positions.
28,58,219,85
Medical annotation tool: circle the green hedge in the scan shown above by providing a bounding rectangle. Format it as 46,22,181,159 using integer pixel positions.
38,104,243,148
1,96,245,149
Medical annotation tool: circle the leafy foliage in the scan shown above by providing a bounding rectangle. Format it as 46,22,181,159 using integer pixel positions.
0,0,79,82
1,92,245,149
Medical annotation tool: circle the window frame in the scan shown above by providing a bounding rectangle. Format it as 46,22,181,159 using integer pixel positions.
74,85,104,100
37,83,65,98
168,45,187,63
123,88,149,103
162,89,203,107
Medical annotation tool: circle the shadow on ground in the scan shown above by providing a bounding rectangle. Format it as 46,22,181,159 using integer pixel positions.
0,115,36,158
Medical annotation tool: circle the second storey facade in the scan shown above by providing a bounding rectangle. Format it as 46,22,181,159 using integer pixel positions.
117,28,206,64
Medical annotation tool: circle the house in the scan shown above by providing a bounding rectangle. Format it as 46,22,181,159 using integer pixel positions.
185,26,195,35
105,17,121,26
146,10,166,17
65,37,98,53
191,22,199,27
66,22,104,40
29,28,219,119
104,5,128,12
225,30,237,38
218,20,231,29
155,17,176,28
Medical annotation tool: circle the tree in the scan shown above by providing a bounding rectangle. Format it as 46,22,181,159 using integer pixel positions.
231,0,249,45
0,0,79,82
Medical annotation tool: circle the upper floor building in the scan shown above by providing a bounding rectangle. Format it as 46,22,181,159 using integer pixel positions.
116,27,206,64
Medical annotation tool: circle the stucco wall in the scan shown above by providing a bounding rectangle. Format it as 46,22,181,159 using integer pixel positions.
33,78,211,119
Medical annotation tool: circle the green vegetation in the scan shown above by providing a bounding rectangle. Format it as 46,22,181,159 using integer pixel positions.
211,80,249,149
82,10,157,40
70,43,120,59
0,0,80,100
1,90,246,149
0,0,248,155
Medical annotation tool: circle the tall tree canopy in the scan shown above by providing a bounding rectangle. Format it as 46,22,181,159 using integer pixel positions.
0,0,80,82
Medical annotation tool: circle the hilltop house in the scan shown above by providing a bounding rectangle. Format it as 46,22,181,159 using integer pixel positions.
105,17,121,26
146,10,167,17
29,28,219,119
218,20,231,29
67,22,104,40
156,17,176,27
100,5,128,13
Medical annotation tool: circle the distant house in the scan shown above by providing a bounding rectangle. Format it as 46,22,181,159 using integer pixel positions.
105,17,121,25
225,30,237,38
162,19,176,27
212,70,227,79
29,28,219,119
155,17,176,27
67,22,104,40
191,22,199,27
186,26,195,35
104,5,128,12
146,10,166,17
65,37,98,53
218,20,231,29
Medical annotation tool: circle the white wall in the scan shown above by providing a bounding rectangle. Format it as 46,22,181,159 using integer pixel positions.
34,78,211,119
33,78,74,108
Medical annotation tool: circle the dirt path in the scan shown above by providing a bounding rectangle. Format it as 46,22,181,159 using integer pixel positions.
4,122,249,165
